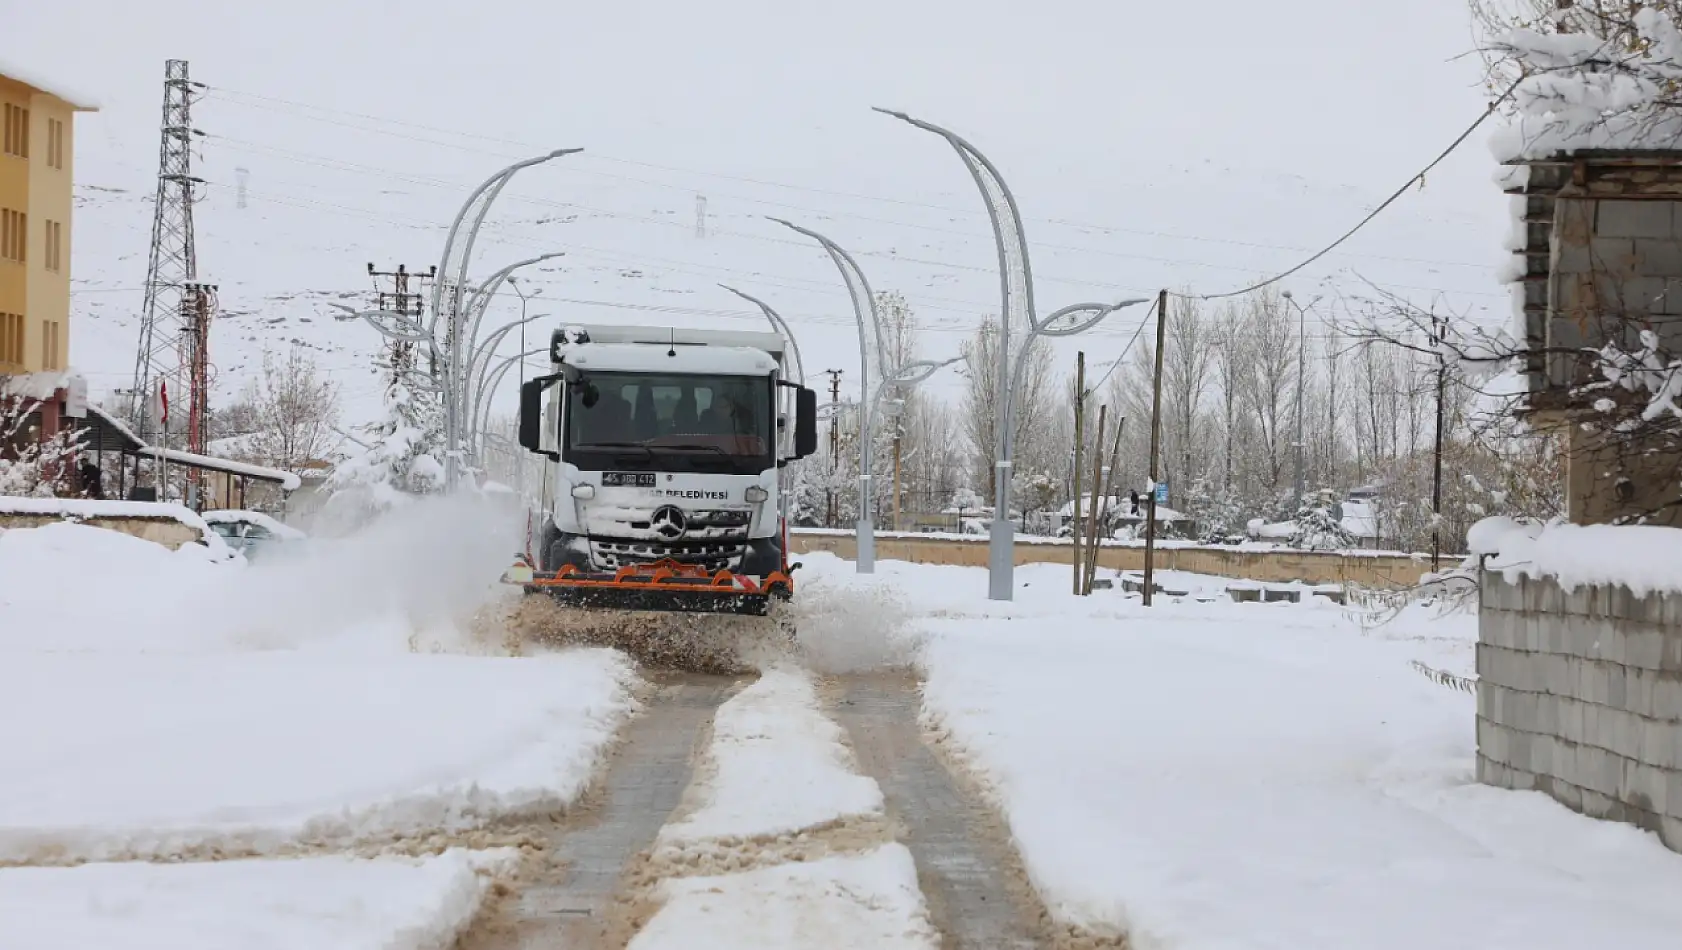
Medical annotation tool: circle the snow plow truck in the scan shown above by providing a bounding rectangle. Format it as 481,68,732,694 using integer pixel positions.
507,323,819,617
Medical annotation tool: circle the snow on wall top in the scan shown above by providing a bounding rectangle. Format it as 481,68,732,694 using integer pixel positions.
0,496,210,532
0,58,99,111
1468,516,1682,595
1490,12,1682,163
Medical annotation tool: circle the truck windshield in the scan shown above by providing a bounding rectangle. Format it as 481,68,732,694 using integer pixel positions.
564,371,774,474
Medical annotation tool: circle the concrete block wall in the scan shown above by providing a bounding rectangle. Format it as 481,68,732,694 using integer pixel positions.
1477,571,1682,852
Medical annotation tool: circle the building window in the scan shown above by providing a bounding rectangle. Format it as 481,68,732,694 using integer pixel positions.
45,220,62,272
0,312,22,366
40,319,60,370
46,118,63,169
3,103,27,158
1,208,24,263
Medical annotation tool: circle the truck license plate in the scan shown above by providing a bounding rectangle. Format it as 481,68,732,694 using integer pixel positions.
602,472,655,487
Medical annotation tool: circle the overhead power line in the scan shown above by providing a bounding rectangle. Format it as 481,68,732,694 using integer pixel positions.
1178,77,1525,302
199,84,1501,276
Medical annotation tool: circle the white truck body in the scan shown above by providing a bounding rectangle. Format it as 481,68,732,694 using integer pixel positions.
518,324,816,581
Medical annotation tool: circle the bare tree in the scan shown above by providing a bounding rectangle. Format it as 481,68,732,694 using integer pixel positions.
237,345,341,476
1239,288,1299,500
1164,295,1216,493
960,318,1057,501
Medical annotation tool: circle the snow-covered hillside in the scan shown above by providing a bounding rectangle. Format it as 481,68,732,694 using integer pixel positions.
66,100,1509,430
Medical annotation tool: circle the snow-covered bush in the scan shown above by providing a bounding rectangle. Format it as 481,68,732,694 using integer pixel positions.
1290,489,1355,552
317,375,445,534
0,394,84,497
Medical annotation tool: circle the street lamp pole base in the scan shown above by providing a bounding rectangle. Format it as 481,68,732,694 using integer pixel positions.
856,517,876,573
987,518,1014,601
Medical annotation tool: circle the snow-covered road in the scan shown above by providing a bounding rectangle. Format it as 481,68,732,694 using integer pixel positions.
6,505,1682,950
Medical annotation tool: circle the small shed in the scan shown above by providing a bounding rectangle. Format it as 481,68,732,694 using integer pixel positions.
75,406,299,512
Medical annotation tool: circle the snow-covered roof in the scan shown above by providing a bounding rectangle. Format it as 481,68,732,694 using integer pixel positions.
2,369,81,401
149,448,302,491
561,342,778,376
0,59,99,111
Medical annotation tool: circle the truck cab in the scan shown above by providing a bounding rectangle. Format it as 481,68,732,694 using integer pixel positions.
517,324,818,587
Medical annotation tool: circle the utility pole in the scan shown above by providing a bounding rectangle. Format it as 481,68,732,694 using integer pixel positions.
368,263,435,393
1143,290,1169,607
182,281,215,510
1071,351,1086,595
824,368,843,528
1285,288,1307,508
1431,312,1447,572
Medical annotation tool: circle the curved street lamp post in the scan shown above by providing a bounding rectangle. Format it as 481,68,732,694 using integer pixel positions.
430,149,581,491
765,219,964,573
878,107,1148,600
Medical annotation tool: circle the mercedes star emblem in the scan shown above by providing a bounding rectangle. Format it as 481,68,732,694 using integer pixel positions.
650,505,688,541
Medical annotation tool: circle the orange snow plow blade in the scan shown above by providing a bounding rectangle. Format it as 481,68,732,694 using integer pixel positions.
508,557,793,616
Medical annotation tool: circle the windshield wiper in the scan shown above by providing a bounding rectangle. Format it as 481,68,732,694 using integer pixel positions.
656,443,731,456
574,441,653,457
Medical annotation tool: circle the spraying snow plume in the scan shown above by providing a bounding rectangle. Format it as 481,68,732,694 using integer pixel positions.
206,491,522,653
787,577,920,675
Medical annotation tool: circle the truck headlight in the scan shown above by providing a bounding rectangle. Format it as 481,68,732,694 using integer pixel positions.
745,486,769,504
571,484,596,500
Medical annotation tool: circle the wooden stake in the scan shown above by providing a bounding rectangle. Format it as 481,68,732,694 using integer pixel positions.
1086,414,1126,596
1081,404,1107,595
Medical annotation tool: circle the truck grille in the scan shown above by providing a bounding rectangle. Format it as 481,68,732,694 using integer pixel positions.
589,539,745,574
585,506,753,573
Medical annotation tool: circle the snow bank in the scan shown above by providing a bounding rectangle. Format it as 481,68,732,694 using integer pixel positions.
1468,516,1682,595
0,492,519,653
902,558,1682,949
627,846,938,950
0,522,233,650
658,666,882,844
0,848,515,950
0,651,635,864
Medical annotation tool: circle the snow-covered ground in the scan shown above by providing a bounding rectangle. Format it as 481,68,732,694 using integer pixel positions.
630,665,934,949
795,552,1682,950
0,650,633,864
0,497,638,940
656,667,882,845
628,847,938,950
0,849,515,950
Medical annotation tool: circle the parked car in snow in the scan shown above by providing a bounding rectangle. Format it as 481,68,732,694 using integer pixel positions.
201,510,307,560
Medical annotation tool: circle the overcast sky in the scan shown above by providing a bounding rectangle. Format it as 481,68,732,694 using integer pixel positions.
16,0,1495,217
11,0,1509,412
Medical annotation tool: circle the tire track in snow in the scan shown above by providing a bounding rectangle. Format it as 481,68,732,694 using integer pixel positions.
457,670,745,950
828,672,1074,950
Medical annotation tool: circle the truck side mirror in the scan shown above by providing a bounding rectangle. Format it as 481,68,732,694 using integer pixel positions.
519,374,562,460
795,386,818,459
